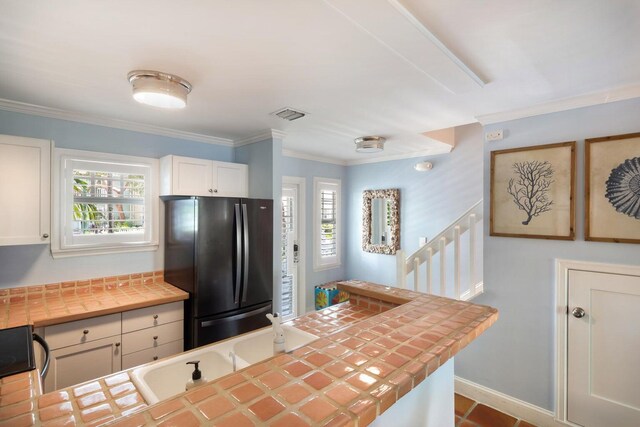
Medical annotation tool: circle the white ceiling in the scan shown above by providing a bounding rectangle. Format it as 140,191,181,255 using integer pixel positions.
1,0,639,163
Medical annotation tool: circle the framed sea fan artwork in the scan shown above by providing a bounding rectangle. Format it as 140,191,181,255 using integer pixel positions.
586,132,640,243
490,141,576,240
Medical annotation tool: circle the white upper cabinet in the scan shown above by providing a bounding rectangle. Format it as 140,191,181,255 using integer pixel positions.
160,155,248,197
0,135,51,246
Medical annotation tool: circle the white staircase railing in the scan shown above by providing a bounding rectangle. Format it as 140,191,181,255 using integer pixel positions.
396,200,483,301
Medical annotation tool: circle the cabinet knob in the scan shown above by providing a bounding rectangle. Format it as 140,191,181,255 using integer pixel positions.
153,336,158,340
42,233,49,239
214,189,218,193
153,315,159,320
115,342,121,347
208,188,213,193
153,356,158,361
83,329,89,335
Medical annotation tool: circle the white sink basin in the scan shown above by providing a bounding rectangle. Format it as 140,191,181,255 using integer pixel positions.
130,325,317,404
232,325,319,365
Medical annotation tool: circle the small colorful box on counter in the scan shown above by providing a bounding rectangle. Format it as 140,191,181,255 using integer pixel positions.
314,283,350,310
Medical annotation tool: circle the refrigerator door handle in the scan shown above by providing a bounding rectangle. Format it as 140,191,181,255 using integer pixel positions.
200,304,271,327
241,203,249,303
234,204,242,305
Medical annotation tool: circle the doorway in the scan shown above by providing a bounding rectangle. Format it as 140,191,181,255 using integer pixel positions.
281,177,306,320
556,260,640,426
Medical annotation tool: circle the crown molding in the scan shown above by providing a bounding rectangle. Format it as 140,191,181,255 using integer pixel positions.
282,149,347,165
0,98,235,146
234,129,287,147
476,83,640,125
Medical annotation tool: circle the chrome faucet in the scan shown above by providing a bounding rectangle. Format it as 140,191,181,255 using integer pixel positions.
228,351,237,371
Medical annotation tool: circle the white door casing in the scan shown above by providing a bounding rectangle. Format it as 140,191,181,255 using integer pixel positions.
556,260,640,426
282,177,306,318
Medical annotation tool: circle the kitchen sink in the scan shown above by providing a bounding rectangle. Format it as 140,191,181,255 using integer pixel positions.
130,325,318,404
232,325,319,364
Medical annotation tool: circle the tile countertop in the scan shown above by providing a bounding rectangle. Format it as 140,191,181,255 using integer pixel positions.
0,280,498,427
0,272,189,329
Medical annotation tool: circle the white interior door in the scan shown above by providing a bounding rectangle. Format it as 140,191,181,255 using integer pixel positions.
281,184,300,320
568,270,640,427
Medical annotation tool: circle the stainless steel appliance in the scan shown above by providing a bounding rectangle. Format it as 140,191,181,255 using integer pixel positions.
163,196,273,349
0,325,50,381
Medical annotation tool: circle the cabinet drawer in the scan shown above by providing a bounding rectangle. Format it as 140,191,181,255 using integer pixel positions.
45,313,121,350
122,340,184,370
122,320,183,355
122,302,183,333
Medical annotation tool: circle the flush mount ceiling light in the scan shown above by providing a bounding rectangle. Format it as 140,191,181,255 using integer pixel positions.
354,136,386,153
414,161,433,171
127,70,192,109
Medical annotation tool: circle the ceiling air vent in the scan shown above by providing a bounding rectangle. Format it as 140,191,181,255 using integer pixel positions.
272,108,307,121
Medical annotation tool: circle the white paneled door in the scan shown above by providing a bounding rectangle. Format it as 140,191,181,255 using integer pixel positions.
568,270,640,427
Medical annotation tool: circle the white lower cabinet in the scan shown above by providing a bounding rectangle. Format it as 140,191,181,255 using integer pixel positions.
46,336,122,393
43,302,183,392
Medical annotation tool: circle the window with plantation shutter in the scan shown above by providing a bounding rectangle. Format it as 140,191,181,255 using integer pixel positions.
314,177,341,270
52,149,159,257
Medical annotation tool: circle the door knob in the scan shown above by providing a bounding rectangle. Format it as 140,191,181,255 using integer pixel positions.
571,307,586,318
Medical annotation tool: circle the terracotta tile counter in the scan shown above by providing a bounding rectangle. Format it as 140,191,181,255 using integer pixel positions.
0,280,497,426
0,271,188,329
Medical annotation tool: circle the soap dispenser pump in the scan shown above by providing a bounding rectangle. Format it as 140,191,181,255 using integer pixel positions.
185,361,207,391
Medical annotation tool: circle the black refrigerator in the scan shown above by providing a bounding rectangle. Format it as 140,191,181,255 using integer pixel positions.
162,196,273,350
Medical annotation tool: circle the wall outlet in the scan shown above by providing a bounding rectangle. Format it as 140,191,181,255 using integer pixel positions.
485,129,504,141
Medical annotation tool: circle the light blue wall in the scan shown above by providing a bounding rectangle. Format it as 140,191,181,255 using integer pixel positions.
0,110,234,288
455,97,640,411
235,140,275,199
345,123,483,285
281,156,348,309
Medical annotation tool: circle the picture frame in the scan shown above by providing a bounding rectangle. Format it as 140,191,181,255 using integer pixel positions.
490,141,576,240
585,132,640,243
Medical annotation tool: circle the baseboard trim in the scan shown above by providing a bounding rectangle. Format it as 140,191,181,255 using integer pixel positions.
455,377,569,427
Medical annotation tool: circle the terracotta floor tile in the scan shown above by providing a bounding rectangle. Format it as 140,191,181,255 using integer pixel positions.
365,362,396,378
109,382,136,398
77,391,107,409
324,344,350,357
348,398,377,426
104,373,130,387
148,399,185,420
120,404,147,417
303,371,333,391
215,412,255,427
197,396,235,421
184,385,216,404
217,373,246,390
277,384,311,404
381,352,409,368
229,383,263,404
248,396,285,421
85,414,115,427
516,421,536,427
244,364,270,378
360,345,385,358
270,413,311,427
325,361,355,378
0,400,33,420
0,378,30,395
325,384,360,406
79,403,113,423
343,353,368,367
0,388,32,406
300,397,339,423
396,344,421,359
157,410,201,427
39,401,74,421
258,372,289,390
40,414,77,427
466,404,517,427
454,394,475,417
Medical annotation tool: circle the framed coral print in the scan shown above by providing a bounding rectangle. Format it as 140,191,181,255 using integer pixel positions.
490,141,576,240
585,132,640,243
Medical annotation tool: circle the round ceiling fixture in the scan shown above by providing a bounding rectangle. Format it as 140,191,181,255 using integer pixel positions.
127,70,192,109
354,136,386,153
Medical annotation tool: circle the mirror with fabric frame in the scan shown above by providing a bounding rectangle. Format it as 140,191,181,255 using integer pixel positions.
362,189,400,254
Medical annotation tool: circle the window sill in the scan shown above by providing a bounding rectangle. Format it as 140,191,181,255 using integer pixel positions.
51,243,159,259
313,262,341,273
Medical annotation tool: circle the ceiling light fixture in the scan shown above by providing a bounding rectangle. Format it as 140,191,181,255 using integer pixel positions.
354,136,386,153
414,161,433,171
127,70,192,109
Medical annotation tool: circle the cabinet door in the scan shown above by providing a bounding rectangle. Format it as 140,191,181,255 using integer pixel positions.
0,135,50,245
212,161,248,197
44,336,122,393
171,156,212,196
